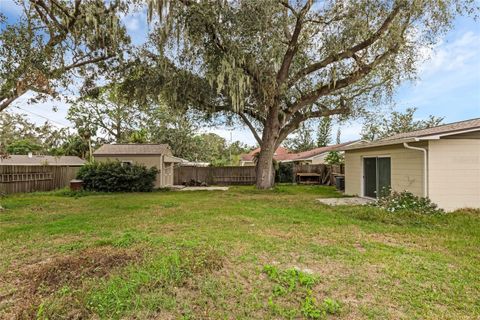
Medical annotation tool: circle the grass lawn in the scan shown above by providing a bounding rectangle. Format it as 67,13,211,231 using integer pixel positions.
0,185,479,319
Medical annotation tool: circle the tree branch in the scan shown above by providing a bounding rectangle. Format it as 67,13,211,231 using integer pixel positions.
58,54,115,73
238,112,262,145
276,104,349,148
276,0,312,86
285,44,399,117
288,4,403,87
0,95,20,112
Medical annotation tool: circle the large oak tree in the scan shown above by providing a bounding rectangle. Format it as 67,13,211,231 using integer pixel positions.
135,0,472,188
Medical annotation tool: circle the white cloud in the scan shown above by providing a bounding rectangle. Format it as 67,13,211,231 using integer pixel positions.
420,31,480,77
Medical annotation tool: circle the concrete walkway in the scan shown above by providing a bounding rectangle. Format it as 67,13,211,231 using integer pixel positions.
317,197,374,206
176,186,229,191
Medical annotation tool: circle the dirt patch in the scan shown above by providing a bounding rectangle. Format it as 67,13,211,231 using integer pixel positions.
5,247,139,319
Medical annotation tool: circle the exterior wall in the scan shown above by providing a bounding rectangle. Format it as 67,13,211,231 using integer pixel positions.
344,143,426,197
311,153,327,165
94,155,165,188
428,139,480,211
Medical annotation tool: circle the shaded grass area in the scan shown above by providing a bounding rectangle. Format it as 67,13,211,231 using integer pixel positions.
0,185,479,319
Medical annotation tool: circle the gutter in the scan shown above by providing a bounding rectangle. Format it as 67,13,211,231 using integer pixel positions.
403,141,428,197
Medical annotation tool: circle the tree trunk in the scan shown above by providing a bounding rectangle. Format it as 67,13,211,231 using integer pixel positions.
255,107,280,189
255,138,276,189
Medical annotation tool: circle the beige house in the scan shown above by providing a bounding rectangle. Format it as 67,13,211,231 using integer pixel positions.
342,118,480,211
93,144,181,188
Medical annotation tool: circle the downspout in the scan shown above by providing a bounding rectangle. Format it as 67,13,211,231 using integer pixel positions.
403,141,428,197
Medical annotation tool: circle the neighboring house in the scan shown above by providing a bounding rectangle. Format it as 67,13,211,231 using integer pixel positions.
93,144,181,188
284,141,360,165
239,147,291,166
340,118,480,211
239,142,359,166
0,155,85,166
176,158,211,167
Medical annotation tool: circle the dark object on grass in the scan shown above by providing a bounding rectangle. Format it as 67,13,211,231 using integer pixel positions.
70,179,84,191
183,179,208,187
334,175,345,191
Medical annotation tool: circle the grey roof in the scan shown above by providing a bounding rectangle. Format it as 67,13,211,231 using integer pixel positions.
0,155,85,166
93,144,173,156
343,118,480,151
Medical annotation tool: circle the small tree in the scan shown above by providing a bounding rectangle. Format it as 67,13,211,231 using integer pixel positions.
361,107,444,141
284,123,316,152
325,151,344,166
317,117,332,147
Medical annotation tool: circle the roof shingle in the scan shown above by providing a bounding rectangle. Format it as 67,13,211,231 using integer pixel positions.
0,155,85,166
93,144,173,156
343,118,480,151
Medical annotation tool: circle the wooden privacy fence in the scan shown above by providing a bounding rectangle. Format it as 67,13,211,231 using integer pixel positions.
174,164,344,186
174,166,257,185
0,165,81,194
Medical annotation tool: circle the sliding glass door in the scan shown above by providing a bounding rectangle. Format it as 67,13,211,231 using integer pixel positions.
363,157,391,198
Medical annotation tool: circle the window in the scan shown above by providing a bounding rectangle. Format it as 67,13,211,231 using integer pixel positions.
121,160,133,167
363,157,391,198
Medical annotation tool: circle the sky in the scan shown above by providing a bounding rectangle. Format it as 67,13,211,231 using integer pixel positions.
1,1,479,146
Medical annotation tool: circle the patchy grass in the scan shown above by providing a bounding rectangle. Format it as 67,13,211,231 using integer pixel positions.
0,185,479,319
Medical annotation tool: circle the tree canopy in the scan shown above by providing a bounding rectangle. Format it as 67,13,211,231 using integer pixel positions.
361,107,444,141
0,0,129,112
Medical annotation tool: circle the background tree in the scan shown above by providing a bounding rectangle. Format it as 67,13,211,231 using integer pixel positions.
6,140,42,155
284,123,316,152
68,85,146,143
0,112,69,155
361,107,444,141
325,151,344,165
317,117,332,147
0,0,129,112
141,0,471,188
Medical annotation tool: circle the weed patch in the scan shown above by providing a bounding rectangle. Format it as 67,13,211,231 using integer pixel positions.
263,265,341,319
86,246,224,318
7,247,138,319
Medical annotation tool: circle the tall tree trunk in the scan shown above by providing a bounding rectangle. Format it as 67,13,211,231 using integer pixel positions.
255,107,280,189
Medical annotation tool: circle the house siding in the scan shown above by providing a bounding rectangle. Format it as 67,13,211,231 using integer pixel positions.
428,139,480,211
344,143,426,197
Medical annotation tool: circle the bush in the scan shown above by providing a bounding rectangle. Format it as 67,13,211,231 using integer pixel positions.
275,162,294,183
372,190,444,215
77,161,158,192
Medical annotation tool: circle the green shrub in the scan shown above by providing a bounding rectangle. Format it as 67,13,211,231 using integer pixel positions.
324,151,344,165
372,190,444,215
77,161,158,192
275,162,294,183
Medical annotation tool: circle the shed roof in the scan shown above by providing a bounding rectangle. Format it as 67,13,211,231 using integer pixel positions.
342,118,480,151
0,155,85,166
93,144,173,156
